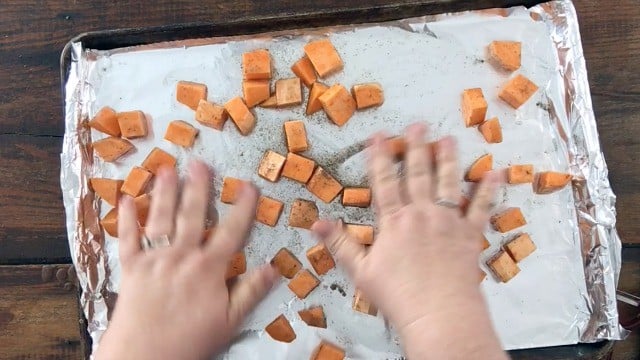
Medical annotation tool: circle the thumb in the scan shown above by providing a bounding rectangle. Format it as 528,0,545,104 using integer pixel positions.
228,264,278,328
311,220,367,279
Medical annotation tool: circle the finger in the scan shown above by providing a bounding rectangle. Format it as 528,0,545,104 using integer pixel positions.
117,196,141,266
435,136,462,204
145,166,178,240
466,171,502,231
206,183,259,258
312,220,366,278
404,123,433,205
367,134,404,220
228,264,278,328
175,161,211,247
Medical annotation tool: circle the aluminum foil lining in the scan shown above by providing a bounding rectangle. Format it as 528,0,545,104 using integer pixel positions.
60,1,626,358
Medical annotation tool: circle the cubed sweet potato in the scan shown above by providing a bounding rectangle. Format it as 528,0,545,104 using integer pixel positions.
256,196,284,227
220,177,245,204
100,208,118,237
352,83,384,110
134,193,151,227
303,39,344,78
121,166,153,197
117,111,148,139
535,171,571,194
93,137,134,162
242,80,271,108
271,248,303,279
89,178,123,207
499,74,538,109
164,120,199,148
288,199,319,229
306,167,343,203
504,233,536,262
225,252,247,280
284,120,309,153
353,290,377,316
487,250,520,283
224,97,256,136
282,153,316,183
265,314,296,343
482,234,491,250
318,84,356,126
345,224,374,245
195,99,227,130
176,81,207,110
466,154,493,182
306,82,329,115
291,56,317,88
288,269,320,299
342,187,371,208
258,150,287,182
275,78,303,107
259,95,278,108
311,342,345,360
242,49,271,80
298,306,326,328
89,106,120,136
508,164,534,184
491,207,526,233
462,88,488,127
306,244,335,275
141,147,176,175
478,118,502,143
488,41,521,72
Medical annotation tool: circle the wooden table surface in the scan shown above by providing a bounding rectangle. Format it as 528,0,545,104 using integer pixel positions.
0,0,638,359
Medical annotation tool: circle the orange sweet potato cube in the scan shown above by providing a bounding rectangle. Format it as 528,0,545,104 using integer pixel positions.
311,342,345,360
242,49,271,80
117,111,148,139
256,196,284,227
353,289,377,316
141,147,176,175
304,39,344,78
491,207,526,233
535,171,572,194
259,95,278,108
242,80,271,108
481,234,491,251
345,224,374,245
121,166,153,197
265,314,296,343
488,250,520,283
89,178,123,207
306,167,343,203
284,120,309,153
319,84,356,127
488,41,521,72
100,208,118,237
462,88,488,127
288,199,319,230
298,306,326,328
504,233,536,262
288,269,320,299
342,188,371,207
271,248,303,279
478,118,502,143
306,82,329,115
220,177,245,204
164,120,199,148
93,137,133,162
282,153,316,183
508,164,534,184
176,81,207,110
352,83,384,110
134,193,151,227
291,56,317,88
195,99,227,130
499,74,539,109
275,78,303,107
306,244,335,275
225,252,247,280
89,106,120,136
224,97,256,136
258,150,287,182
466,154,492,182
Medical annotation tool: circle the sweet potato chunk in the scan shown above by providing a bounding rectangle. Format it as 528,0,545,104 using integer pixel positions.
298,306,326,328
121,166,153,197
306,167,343,203
117,111,148,139
306,244,335,275
242,49,271,80
258,150,286,182
353,289,377,316
271,248,303,279
304,39,344,78
504,233,536,262
89,106,120,136
224,97,256,136
466,154,493,182
220,177,244,204
488,41,521,72
482,234,491,250
265,314,296,343
352,83,384,110
134,193,151,227
311,342,345,360
345,224,374,245
100,208,118,237
288,269,320,299
93,137,133,162
499,74,538,109
195,99,227,130
306,82,329,115
225,252,247,280
256,196,284,227
462,88,488,127
164,120,199,148
141,147,176,175
478,118,502,143
342,187,371,208
319,84,356,126
491,207,526,233
488,250,520,283
275,78,303,107
259,95,278,108
89,178,123,207
291,56,317,88
535,171,571,194
508,164,534,184
282,153,316,183
176,81,207,110
242,80,271,108
289,199,319,230
284,120,309,153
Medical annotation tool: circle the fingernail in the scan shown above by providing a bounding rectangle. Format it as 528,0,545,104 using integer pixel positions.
311,220,334,239
157,166,172,180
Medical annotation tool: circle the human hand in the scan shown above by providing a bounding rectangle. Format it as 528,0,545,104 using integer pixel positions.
313,123,507,359
96,161,278,360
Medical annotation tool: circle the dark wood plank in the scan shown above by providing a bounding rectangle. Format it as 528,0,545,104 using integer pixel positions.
0,264,83,359
611,247,640,360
